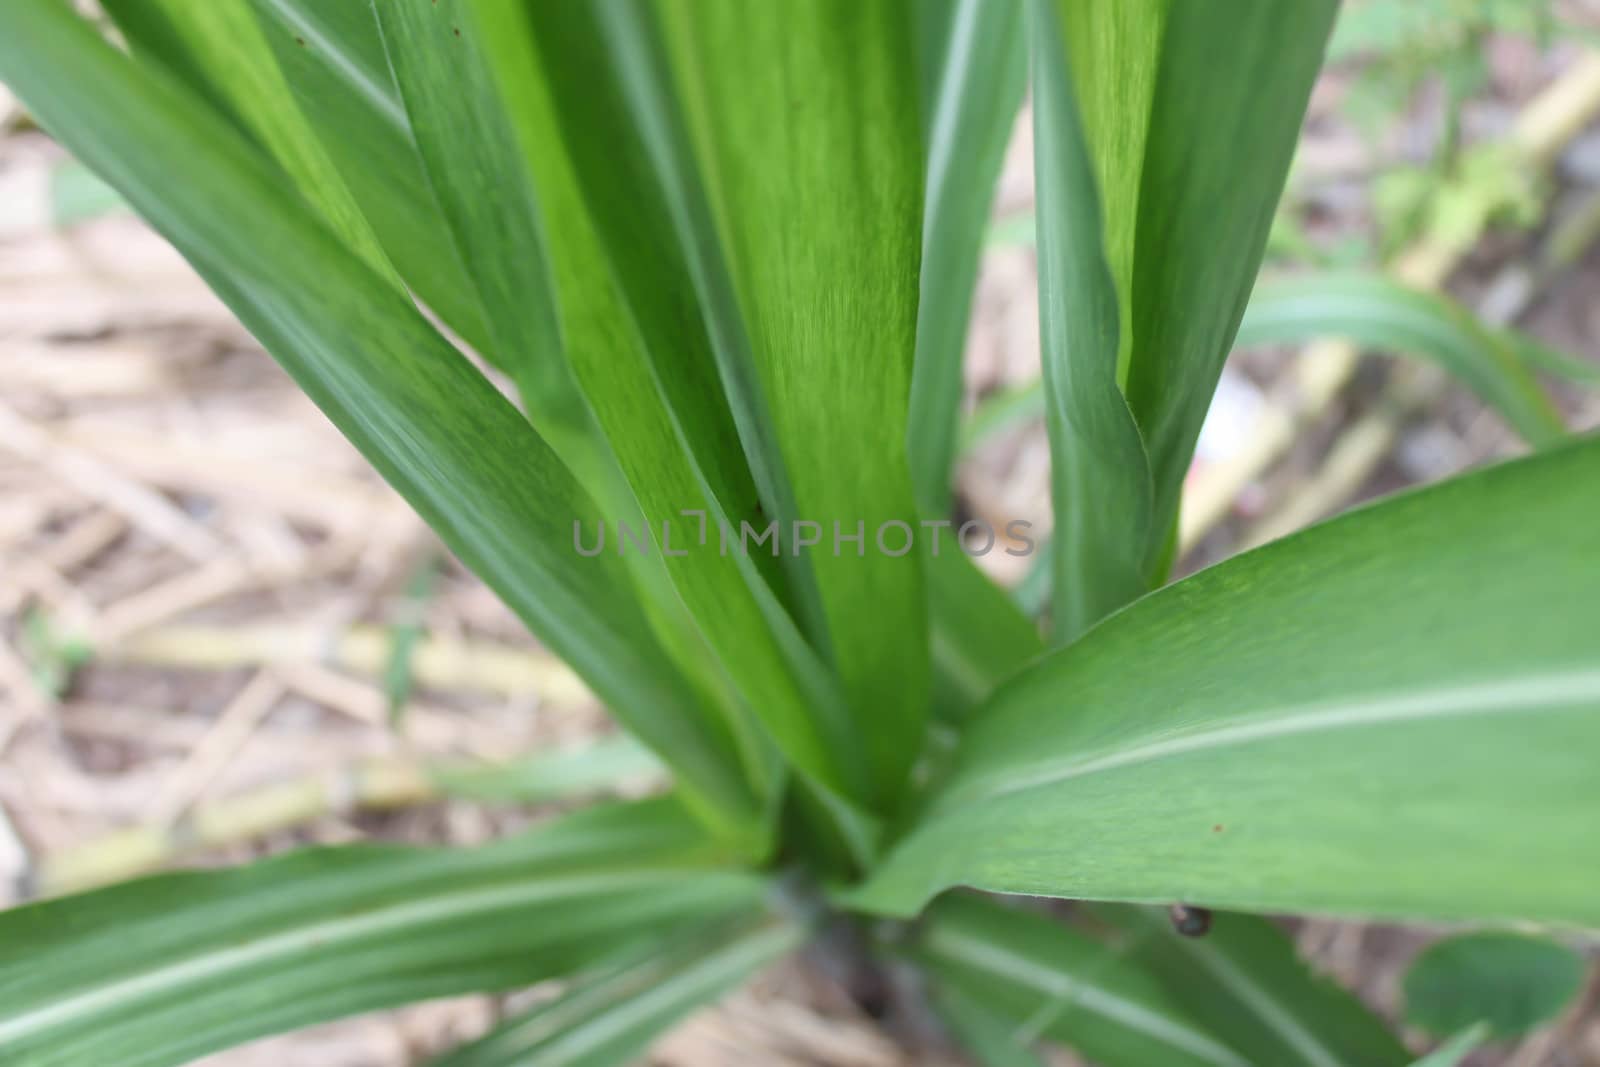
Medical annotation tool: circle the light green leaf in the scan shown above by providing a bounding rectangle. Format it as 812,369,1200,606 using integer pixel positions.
1404,932,1588,1039
432,910,803,1067
0,799,765,1067
241,0,498,359
1058,0,1167,388
1120,1,1339,571
0,0,761,832
373,0,604,470
907,0,1026,517
431,734,666,805
470,0,878,816
853,436,1600,925
907,895,1250,1067
100,0,392,277
1409,1024,1490,1067
48,159,124,227
1030,0,1154,643
1239,273,1566,447
1088,905,1409,1067
655,0,933,802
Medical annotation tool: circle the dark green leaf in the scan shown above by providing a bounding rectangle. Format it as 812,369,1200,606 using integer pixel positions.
1030,0,1154,643
854,437,1600,926
907,895,1250,1067
0,0,761,832
907,0,1026,517
1404,932,1588,1039
1087,905,1409,1067
1119,1,1339,570
0,799,765,1067
931,986,1048,1067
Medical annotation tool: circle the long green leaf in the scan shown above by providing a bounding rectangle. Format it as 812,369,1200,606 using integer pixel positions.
927,543,1043,720
907,0,1026,517
0,799,764,1067
241,0,499,361
1087,905,1409,1067
1031,0,1154,643
1119,1,1338,570
0,0,760,832
432,911,803,1067
907,895,1250,1067
463,0,879,815
372,0,605,473
1239,273,1566,447
654,0,933,802
854,436,1600,925
98,0,390,275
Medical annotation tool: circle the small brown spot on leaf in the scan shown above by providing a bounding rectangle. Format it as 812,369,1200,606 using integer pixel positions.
453,26,461,36
1212,824,1223,833
294,36,305,46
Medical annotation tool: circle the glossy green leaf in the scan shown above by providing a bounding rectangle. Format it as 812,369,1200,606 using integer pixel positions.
0,799,765,1067
373,0,602,470
100,0,392,276
0,0,761,831
1087,905,1409,1067
432,910,803,1067
906,895,1250,1067
655,0,933,800
1030,0,1154,643
854,436,1600,925
241,0,498,360
1119,1,1339,570
907,0,1026,516
466,0,882,817
1239,273,1566,447
1058,0,1166,388
1403,932,1588,1039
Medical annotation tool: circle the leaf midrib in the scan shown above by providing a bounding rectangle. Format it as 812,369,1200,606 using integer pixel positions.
0,870,685,1047
957,668,1600,806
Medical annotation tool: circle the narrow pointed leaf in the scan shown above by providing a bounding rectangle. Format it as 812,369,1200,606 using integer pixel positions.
654,0,933,800
99,0,390,275
466,0,874,812
1030,0,1154,643
854,436,1600,925
0,799,765,1067
241,0,497,359
1088,905,1409,1067
1058,0,1167,388
0,0,760,829
907,0,1026,516
907,895,1251,1067
373,0,604,469
1239,273,1566,447
432,911,803,1067
1120,1,1338,567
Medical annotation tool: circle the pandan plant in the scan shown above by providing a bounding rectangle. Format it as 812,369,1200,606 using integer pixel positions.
0,1,1594,1064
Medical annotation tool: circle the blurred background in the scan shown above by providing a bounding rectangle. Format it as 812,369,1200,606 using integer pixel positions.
2,1,1600,1063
